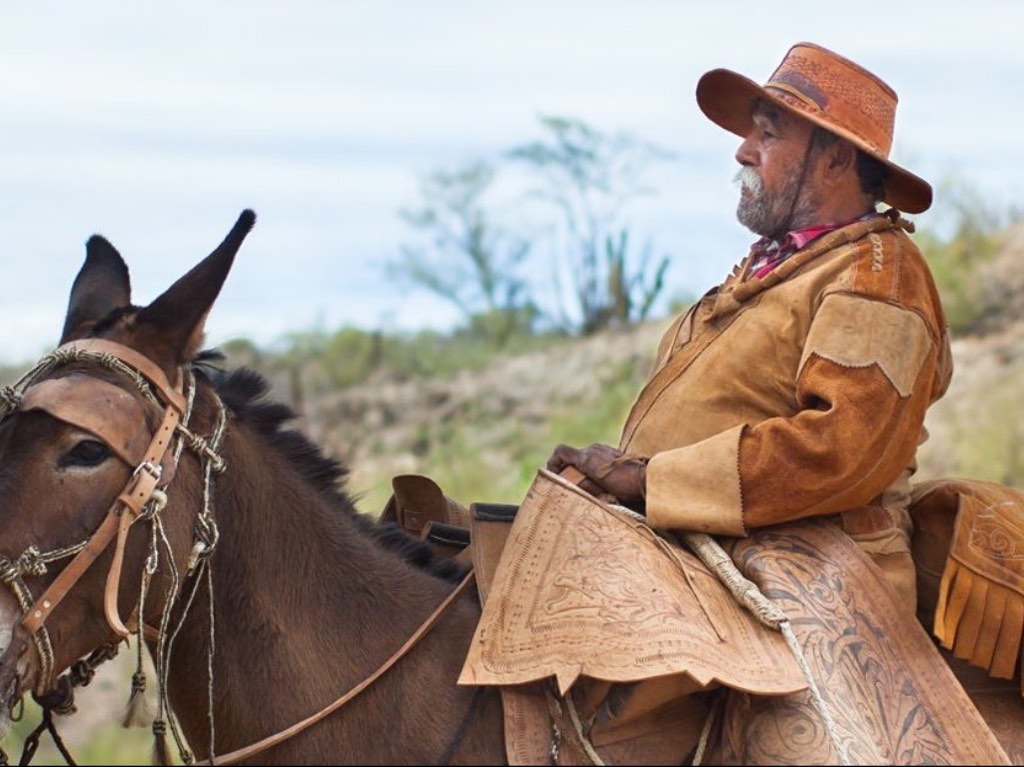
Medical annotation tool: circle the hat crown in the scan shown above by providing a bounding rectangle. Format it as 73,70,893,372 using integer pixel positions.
764,42,897,158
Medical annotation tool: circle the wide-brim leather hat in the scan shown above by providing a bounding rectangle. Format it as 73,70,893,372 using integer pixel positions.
696,42,932,214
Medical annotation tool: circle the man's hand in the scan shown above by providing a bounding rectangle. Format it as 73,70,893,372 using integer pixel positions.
546,443,648,509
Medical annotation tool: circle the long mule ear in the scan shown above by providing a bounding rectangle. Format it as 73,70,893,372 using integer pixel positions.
136,209,256,372
60,236,133,344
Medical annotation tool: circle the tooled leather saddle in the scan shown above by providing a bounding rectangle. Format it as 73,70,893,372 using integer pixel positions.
383,471,1018,765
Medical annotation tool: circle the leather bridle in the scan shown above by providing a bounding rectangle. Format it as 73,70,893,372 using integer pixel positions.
0,339,475,765
0,339,193,696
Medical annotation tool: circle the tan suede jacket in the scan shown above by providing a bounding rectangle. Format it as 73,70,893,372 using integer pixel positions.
619,213,953,541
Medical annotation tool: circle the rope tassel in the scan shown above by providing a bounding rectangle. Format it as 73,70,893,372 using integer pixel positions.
152,719,174,767
123,671,154,729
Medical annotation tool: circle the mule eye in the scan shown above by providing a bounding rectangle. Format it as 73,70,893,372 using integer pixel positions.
60,439,112,469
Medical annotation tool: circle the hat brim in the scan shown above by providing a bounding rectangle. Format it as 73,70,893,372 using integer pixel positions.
696,68,932,214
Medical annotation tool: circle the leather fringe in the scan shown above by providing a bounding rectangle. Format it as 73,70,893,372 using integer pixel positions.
934,558,1024,689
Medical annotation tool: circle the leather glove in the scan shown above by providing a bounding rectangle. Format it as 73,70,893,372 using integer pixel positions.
546,443,648,511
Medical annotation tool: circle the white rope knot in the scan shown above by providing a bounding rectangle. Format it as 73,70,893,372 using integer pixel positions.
0,557,21,584
16,546,49,577
140,490,169,520
0,547,50,581
94,350,121,369
153,489,169,510
183,432,226,473
193,516,220,557
0,386,21,415
186,542,208,573
48,347,78,366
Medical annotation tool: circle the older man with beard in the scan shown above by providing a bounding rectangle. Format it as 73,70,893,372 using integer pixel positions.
547,41,952,616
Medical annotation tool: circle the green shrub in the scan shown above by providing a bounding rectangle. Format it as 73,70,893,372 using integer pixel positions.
913,182,1022,336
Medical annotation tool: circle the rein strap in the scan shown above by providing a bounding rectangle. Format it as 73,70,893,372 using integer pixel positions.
195,570,477,766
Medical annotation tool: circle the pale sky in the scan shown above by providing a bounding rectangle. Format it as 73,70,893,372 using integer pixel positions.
3,1,1023,365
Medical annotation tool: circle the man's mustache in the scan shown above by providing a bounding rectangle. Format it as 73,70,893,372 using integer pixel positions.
733,166,763,195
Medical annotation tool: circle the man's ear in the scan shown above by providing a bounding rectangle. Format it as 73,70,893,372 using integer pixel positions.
825,140,857,175
815,139,857,191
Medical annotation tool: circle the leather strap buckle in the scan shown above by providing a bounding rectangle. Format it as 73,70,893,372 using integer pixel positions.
132,460,162,483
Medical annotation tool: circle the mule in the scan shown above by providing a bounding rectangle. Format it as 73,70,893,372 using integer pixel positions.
0,211,504,764
0,211,1020,765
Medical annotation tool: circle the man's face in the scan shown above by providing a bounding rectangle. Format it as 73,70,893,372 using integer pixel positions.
734,101,819,237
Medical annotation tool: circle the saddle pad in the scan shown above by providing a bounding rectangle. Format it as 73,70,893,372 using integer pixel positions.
458,469,806,697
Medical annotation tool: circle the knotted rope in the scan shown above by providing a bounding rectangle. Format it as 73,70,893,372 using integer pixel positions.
147,368,228,766
0,386,20,415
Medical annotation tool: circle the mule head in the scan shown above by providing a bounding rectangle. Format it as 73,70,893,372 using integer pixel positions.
0,210,256,732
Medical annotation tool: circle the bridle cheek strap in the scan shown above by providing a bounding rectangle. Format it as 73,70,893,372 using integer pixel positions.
20,395,182,638
104,406,180,638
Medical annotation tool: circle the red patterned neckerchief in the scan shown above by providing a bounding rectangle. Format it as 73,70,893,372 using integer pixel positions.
747,212,879,279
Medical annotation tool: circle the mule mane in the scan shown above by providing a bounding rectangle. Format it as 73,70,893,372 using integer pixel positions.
194,351,465,583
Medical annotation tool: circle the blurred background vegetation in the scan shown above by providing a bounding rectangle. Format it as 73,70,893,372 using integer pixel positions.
1,117,1023,764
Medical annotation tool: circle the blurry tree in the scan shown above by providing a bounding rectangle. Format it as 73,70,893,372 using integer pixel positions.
393,161,535,348
508,116,672,335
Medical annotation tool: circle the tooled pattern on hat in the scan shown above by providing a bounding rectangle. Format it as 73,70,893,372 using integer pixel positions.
768,52,894,156
773,70,828,110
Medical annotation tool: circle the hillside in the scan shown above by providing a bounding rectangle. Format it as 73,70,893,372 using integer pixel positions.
304,321,665,514
311,318,1024,518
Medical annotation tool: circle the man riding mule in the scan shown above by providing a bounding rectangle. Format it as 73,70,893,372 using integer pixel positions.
391,40,1024,764
523,42,1023,763
0,41,1020,767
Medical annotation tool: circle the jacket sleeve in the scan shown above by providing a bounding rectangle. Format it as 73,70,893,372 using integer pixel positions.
644,292,940,536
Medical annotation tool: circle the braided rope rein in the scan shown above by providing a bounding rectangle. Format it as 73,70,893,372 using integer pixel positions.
149,378,228,766
679,530,851,766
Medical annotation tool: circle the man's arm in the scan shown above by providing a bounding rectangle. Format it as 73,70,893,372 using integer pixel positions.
644,292,942,535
